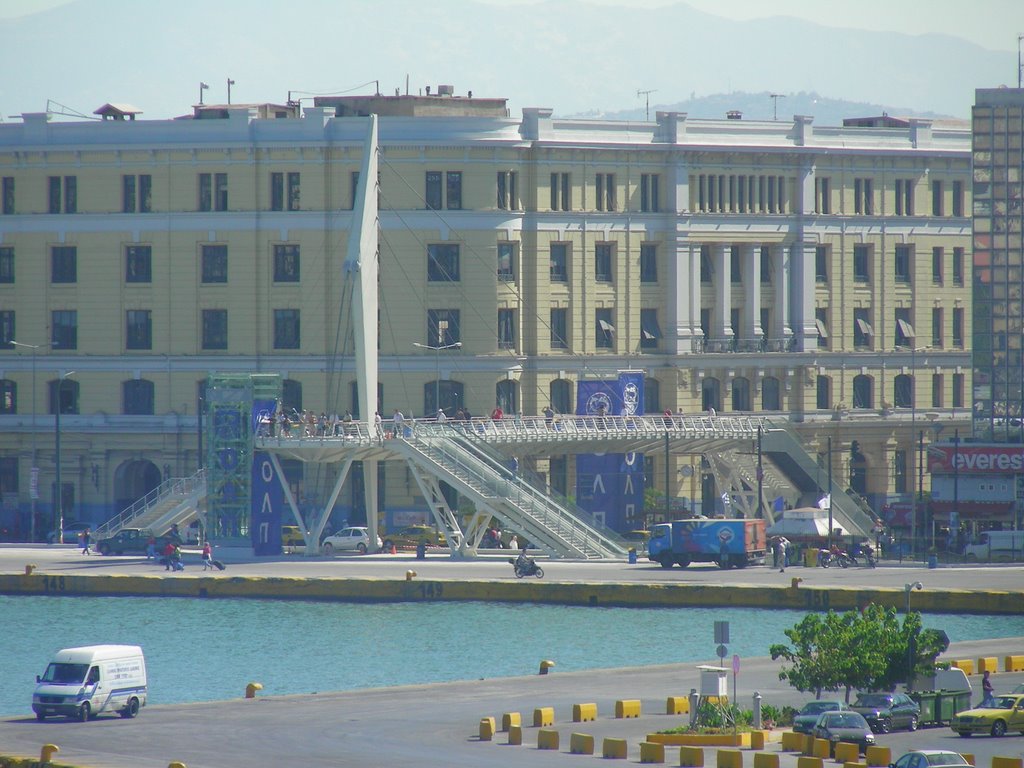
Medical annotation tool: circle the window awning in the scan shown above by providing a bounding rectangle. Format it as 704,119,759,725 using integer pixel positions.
815,318,828,338
641,314,662,340
856,318,874,335
897,318,915,339
598,319,616,332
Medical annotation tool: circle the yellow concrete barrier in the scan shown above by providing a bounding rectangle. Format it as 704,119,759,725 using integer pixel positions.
797,758,824,768
812,738,831,760
951,659,975,675
754,754,780,768
537,728,560,750
1004,655,1024,672
533,706,554,727
616,699,642,718
573,702,598,722
479,716,496,741
641,741,667,764
604,738,629,759
501,711,521,731
749,731,767,750
865,746,891,767
843,763,867,768
781,731,807,752
668,696,691,714
245,682,263,698
978,657,999,674
508,724,523,745
991,758,1023,768
680,745,706,767
834,742,860,763
570,732,595,755
718,748,743,768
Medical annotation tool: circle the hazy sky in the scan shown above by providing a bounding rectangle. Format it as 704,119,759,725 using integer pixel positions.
2,0,1021,52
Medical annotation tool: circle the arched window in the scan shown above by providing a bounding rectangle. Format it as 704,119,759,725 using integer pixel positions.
894,374,913,408
731,377,751,411
0,379,15,414
852,375,873,409
549,379,572,415
816,376,831,409
123,379,155,415
496,380,518,415
282,379,302,413
424,380,464,416
644,377,660,414
761,376,781,411
701,377,721,412
48,378,79,415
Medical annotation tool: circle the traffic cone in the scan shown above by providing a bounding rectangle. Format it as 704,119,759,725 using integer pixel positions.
390,544,397,555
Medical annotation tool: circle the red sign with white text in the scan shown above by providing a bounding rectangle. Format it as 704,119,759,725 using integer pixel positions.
928,445,1024,475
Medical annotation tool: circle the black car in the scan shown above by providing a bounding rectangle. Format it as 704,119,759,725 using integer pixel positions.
96,528,171,556
811,711,876,754
852,692,921,733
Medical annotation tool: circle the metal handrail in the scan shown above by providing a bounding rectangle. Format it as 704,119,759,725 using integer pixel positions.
94,468,206,538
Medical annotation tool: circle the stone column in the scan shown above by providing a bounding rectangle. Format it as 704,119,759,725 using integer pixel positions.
669,240,702,354
791,241,817,351
712,244,731,350
742,244,762,347
773,244,791,347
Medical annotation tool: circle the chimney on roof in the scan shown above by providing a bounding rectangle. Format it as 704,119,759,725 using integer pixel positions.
726,110,742,120
426,86,431,95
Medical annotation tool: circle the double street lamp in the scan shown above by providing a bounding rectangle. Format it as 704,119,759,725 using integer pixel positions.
413,340,462,414
10,340,48,542
54,371,75,546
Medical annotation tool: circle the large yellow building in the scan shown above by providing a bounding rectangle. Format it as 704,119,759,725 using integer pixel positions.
0,94,972,541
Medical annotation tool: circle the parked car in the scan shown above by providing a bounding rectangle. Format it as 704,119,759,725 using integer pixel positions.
891,751,971,768
793,700,848,734
322,526,381,555
951,693,1024,737
47,521,92,544
96,528,168,556
852,692,920,733
382,525,446,550
811,711,876,754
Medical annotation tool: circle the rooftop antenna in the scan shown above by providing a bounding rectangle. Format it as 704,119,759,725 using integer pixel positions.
199,82,209,106
1018,34,1023,89
637,88,656,121
769,93,785,121
227,78,235,105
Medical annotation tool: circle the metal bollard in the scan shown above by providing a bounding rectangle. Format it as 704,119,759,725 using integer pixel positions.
245,682,263,698
689,688,699,727
752,691,762,730
40,744,59,764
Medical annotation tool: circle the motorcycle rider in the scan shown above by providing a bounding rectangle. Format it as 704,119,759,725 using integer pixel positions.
515,546,532,573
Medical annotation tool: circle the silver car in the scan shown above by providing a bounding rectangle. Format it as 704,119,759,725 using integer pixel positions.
322,526,381,555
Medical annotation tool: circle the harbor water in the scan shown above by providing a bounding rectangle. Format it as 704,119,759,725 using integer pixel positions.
4,594,1022,718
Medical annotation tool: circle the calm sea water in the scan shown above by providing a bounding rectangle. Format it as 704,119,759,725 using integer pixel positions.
3,595,1022,718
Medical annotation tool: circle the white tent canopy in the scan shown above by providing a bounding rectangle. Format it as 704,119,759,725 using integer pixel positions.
767,507,847,539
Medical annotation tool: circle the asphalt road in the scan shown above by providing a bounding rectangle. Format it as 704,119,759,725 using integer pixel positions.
2,546,1024,768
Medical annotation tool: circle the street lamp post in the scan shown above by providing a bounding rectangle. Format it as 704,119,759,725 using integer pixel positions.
54,371,74,546
412,340,462,413
904,581,923,684
10,340,46,542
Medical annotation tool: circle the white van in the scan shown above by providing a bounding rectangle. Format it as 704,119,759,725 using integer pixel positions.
964,530,1024,562
32,644,147,721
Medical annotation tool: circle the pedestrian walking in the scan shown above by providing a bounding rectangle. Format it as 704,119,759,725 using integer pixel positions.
774,536,788,572
80,527,92,556
981,670,995,706
202,541,213,570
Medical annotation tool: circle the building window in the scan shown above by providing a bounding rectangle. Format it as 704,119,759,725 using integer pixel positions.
595,173,615,211
0,247,13,283
122,174,152,214
730,247,742,284
550,172,570,211
952,372,964,408
815,245,828,283
0,310,13,349
699,246,713,284
640,173,660,212
852,374,873,409
932,307,943,347
496,379,518,415
350,171,361,210
894,373,913,408
895,179,914,216
51,310,77,350
497,242,515,282
595,243,613,282
853,244,870,282
932,373,944,408
0,378,15,414
931,246,943,284
48,175,76,214
815,308,829,349
126,309,152,350
282,378,302,412
125,245,152,283
427,243,460,282
952,247,964,285
932,180,943,217
123,379,155,415
550,243,568,282
274,309,301,349
1,176,13,214
550,379,572,413
201,245,228,283
644,377,660,413
595,309,614,349
550,308,568,349
640,308,661,350
894,245,911,283
815,177,831,214
427,309,460,346
952,180,964,217
853,309,872,349
732,377,751,411
198,173,228,211
762,376,781,410
202,309,228,350
640,243,658,283
426,171,442,209
51,246,77,283
48,377,79,415
497,171,517,210
273,244,300,282
816,376,831,409
271,172,300,211
854,177,872,215
952,307,964,347
760,246,772,283
498,308,516,350
446,171,462,210
893,449,908,494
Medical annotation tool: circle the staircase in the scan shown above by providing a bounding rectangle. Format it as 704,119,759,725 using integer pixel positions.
94,469,207,539
705,448,799,524
395,431,628,560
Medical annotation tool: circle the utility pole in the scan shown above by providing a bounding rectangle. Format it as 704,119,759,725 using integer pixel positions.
637,89,656,121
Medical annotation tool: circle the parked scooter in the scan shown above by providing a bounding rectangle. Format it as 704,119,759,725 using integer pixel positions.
509,556,544,579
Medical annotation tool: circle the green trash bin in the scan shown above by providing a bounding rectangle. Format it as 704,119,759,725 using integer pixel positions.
911,692,937,725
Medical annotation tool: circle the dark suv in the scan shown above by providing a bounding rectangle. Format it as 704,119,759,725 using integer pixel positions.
852,692,921,733
96,528,171,556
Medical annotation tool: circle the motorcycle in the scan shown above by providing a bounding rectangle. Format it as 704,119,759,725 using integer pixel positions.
819,549,853,568
509,557,544,579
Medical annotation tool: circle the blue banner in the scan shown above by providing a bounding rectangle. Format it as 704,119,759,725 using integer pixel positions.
251,451,284,556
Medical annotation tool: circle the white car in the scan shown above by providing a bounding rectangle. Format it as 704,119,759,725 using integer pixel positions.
322,527,381,555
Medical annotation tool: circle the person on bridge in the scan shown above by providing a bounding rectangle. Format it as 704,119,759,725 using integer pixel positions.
491,406,503,420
